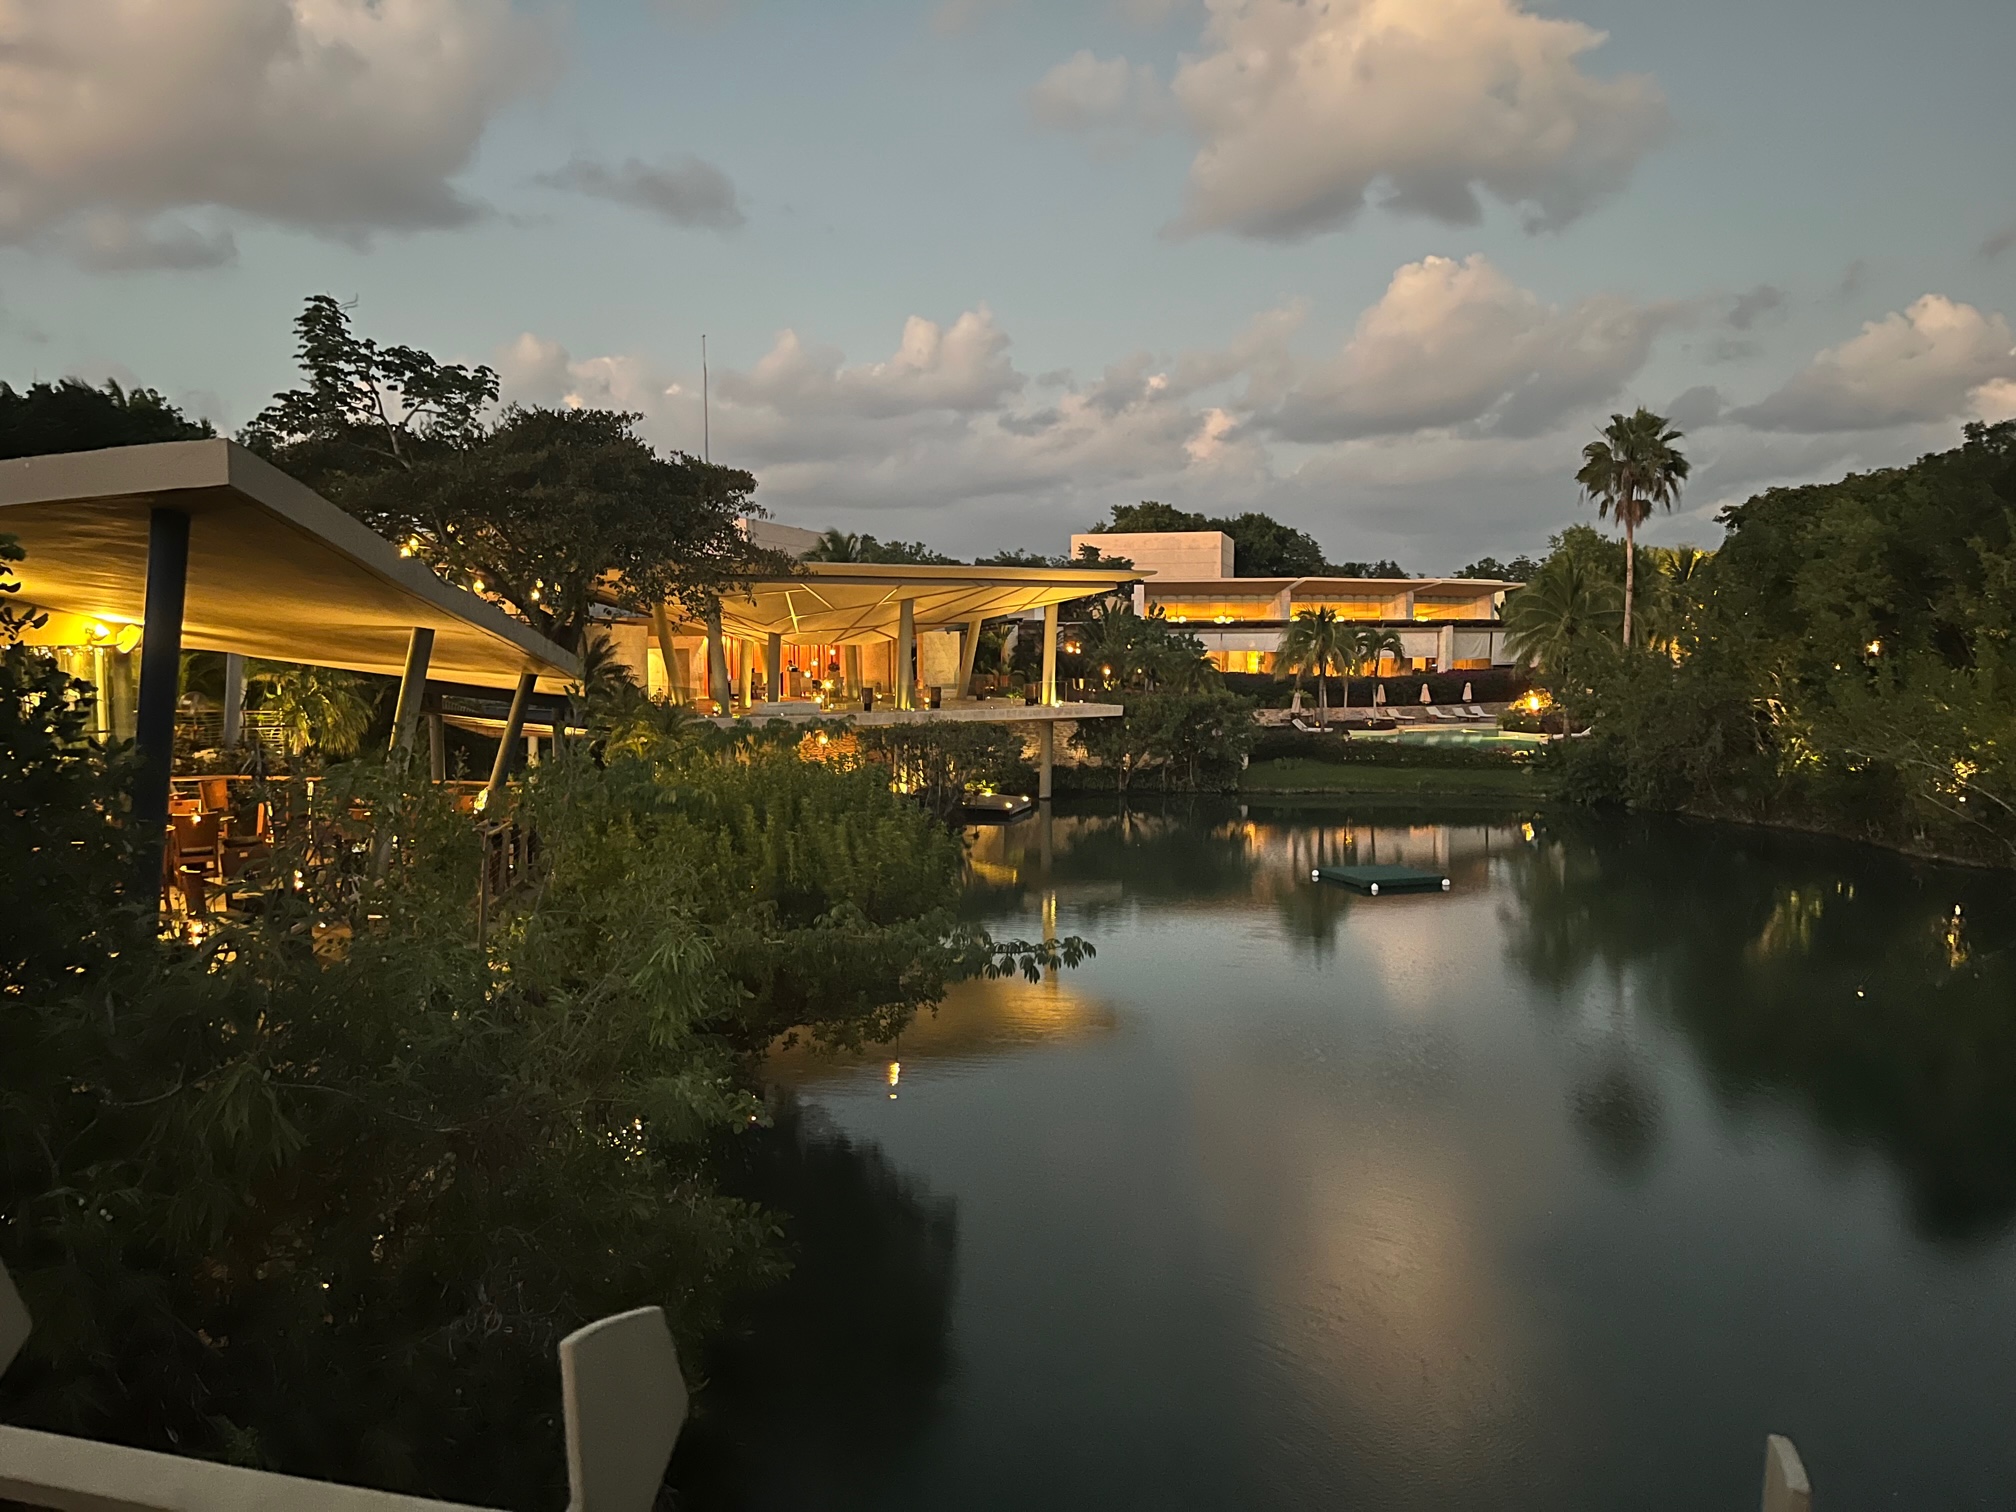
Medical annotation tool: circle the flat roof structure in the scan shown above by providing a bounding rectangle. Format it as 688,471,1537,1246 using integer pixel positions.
662,561,1146,643
0,439,580,690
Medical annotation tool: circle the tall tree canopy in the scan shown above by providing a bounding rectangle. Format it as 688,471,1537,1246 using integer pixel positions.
0,378,213,459
805,529,960,565
242,296,785,652
1575,408,1690,648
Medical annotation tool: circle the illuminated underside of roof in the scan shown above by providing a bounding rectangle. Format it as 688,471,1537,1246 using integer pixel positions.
0,439,580,690
657,562,1147,644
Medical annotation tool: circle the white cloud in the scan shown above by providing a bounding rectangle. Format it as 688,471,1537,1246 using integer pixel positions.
1029,51,1169,135
1261,255,1666,441
722,309,1025,419
1163,0,1667,239
0,0,553,264
536,154,744,230
1733,295,2016,432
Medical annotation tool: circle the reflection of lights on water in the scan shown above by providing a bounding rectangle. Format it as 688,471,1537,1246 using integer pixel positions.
887,1060,900,1099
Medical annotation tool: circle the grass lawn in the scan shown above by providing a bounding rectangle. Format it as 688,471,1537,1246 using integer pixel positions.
1240,758,1544,800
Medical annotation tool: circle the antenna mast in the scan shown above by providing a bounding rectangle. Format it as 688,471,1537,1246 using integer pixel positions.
701,334,710,464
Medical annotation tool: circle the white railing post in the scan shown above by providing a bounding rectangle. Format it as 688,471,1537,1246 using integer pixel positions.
0,1260,684,1512
1762,1434,1812,1512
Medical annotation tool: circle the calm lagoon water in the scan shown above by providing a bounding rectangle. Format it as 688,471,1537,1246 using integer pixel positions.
677,801,2016,1510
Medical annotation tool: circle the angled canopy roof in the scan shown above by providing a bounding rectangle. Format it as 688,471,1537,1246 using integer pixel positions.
0,439,580,689
670,562,1147,644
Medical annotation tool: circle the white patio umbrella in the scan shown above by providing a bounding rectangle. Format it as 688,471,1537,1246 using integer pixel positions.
1462,681,1474,702
1374,683,1386,706
1420,683,1432,704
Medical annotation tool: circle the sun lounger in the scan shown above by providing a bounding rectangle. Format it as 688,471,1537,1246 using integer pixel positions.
1426,706,1453,720
1466,704,1489,719
1290,717,1316,733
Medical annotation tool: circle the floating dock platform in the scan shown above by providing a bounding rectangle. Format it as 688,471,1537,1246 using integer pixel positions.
961,792,1036,822
1310,864,1451,896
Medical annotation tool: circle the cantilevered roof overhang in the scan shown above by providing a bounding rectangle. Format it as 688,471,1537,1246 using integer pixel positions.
0,439,579,689
668,561,1147,643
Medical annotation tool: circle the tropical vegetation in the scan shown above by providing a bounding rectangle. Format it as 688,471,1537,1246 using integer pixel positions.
1574,407,1691,648
1526,421,2016,867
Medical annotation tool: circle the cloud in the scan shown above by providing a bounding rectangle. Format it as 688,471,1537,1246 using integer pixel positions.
1664,385,1725,431
1157,0,1666,240
929,0,1013,36
1726,284,1786,331
65,211,237,272
1260,254,1667,441
536,154,744,230
721,308,1025,419
0,0,552,264
1982,224,2016,262
1733,295,2016,433
1029,51,1170,135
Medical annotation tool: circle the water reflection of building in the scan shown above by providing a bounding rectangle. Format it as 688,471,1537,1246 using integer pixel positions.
766,958,1118,1091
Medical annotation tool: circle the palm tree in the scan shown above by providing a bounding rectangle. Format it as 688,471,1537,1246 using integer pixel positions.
1575,408,1690,648
1503,554,1623,672
804,529,864,563
1349,625,1405,680
250,662,377,756
1276,607,1353,726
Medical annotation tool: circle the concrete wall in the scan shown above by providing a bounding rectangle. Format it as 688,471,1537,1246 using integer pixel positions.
1071,531,1234,581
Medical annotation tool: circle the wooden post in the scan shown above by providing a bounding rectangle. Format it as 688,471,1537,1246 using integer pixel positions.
483,672,537,810
959,616,984,698
766,632,783,704
1041,602,1059,706
133,508,189,875
896,599,916,711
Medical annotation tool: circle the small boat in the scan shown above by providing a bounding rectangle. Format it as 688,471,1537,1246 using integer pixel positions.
961,792,1035,822
1310,864,1450,896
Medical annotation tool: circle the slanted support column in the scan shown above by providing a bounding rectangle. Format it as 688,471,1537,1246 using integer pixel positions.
705,607,731,716
766,632,783,703
484,672,537,810
427,708,447,782
958,616,984,698
650,603,682,704
843,644,862,699
896,599,916,711
134,507,190,847
1037,720,1054,802
388,627,436,758
220,652,246,749
1041,603,1059,706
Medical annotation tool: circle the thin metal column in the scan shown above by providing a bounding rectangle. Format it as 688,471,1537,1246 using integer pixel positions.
1041,603,1059,706
133,508,190,845
896,600,916,711
483,671,537,809
388,626,436,757
220,652,245,748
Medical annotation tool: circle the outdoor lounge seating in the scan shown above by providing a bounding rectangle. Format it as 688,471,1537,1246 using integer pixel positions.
1466,704,1490,719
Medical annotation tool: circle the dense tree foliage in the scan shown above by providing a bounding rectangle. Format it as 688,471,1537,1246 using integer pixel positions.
1456,554,1542,582
1,600,1077,1505
804,529,959,565
1546,423,2016,866
0,378,214,459
1093,501,1339,578
242,297,786,651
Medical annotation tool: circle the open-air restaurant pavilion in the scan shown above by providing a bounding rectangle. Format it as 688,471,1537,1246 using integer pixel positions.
2,440,1135,910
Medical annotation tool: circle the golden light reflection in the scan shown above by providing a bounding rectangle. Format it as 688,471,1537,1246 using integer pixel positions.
765,972,1117,1090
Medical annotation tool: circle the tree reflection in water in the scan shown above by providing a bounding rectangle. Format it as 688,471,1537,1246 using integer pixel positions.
1499,813,2016,1241
670,1094,958,1508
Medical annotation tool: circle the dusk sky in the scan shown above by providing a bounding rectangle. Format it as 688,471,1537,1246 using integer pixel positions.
3,0,2013,569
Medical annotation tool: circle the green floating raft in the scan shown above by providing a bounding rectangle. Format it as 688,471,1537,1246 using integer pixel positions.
1310,864,1451,896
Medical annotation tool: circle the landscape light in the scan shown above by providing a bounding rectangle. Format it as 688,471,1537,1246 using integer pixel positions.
1865,640,1882,656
